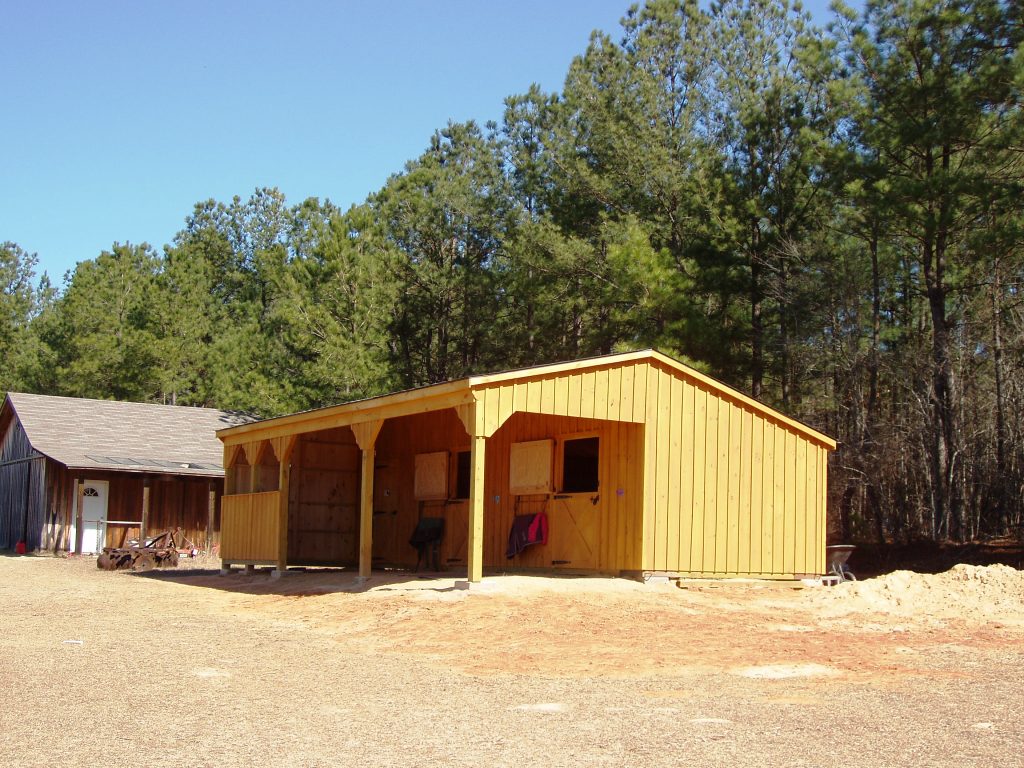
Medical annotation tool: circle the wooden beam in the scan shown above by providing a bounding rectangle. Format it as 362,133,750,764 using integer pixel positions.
272,434,298,574
219,386,472,445
358,446,375,579
275,440,296,574
207,480,216,553
140,477,151,544
350,420,383,579
468,432,486,583
74,478,85,555
348,420,383,452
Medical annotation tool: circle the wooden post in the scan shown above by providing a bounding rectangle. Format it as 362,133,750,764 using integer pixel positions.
468,434,486,583
272,436,297,576
206,480,216,553
74,478,85,555
351,420,384,580
140,476,151,544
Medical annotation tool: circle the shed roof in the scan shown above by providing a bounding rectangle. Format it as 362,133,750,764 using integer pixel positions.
218,349,836,450
2,393,254,476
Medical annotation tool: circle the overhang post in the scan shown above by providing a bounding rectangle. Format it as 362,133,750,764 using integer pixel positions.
456,400,488,584
206,480,216,553
468,433,486,583
351,420,384,580
272,436,297,576
140,476,151,544
74,478,85,555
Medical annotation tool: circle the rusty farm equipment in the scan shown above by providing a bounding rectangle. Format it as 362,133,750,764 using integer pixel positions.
97,528,199,572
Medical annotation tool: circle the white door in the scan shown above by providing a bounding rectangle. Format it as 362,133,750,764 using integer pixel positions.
78,481,109,554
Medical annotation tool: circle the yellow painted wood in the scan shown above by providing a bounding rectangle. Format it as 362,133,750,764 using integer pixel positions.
702,390,719,574
526,379,541,413
216,350,835,580
749,415,764,575
794,436,807,574
553,374,567,416
632,363,647,423
220,492,279,562
601,367,617,421
644,364,662,569
738,409,752,574
715,398,730,574
763,422,777,574
466,350,835,448
678,381,695,573
690,386,707,571
773,425,786,575
780,430,795,575
726,400,741,574
358,445,375,578
580,370,595,419
658,369,675,571
513,381,527,413
468,432,486,582
620,365,634,423
819,445,828,574
567,373,582,418
509,439,553,494
666,374,682,572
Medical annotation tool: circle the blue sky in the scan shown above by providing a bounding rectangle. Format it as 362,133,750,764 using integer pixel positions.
3,0,842,282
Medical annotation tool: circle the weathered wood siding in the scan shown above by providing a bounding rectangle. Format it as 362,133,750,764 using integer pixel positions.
0,416,46,549
95,474,221,550
220,491,279,562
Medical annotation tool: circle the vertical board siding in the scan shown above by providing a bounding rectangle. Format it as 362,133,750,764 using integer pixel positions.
641,360,829,578
215,356,830,578
737,409,752,574
289,428,360,565
689,386,707,571
677,381,696,573
486,411,644,573
749,415,764,575
220,491,279,562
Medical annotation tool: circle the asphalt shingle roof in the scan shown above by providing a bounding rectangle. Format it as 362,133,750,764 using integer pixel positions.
4,393,254,476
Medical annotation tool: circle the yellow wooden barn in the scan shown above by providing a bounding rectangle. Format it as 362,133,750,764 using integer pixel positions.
216,350,836,581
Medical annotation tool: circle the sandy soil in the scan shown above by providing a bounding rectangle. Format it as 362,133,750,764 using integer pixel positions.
1,556,1022,767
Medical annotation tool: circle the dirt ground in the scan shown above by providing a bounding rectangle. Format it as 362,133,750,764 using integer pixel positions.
1,556,1022,768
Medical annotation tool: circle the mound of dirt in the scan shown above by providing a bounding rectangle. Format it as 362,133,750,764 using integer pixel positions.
807,563,1024,623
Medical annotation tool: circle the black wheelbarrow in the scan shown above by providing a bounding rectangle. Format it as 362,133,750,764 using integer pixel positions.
825,544,856,583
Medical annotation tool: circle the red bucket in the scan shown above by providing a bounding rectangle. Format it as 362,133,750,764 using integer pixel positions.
15,541,26,555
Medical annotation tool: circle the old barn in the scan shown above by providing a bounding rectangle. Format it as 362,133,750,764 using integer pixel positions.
217,350,837,581
0,393,252,554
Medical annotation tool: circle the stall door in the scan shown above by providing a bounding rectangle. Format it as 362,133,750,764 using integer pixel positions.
546,494,600,570
79,481,109,554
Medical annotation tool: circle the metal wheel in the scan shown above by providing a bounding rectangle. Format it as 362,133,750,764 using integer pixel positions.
133,553,157,572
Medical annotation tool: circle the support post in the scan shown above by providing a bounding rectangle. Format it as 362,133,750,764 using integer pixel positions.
351,420,384,581
206,480,216,553
74,478,85,555
273,437,297,576
140,476,151,544
468,434,486,583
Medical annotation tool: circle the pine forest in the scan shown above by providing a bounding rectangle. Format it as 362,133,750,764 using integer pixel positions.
3,0,1023,546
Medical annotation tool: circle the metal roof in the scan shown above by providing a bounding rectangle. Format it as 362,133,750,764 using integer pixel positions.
3,392,254,476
